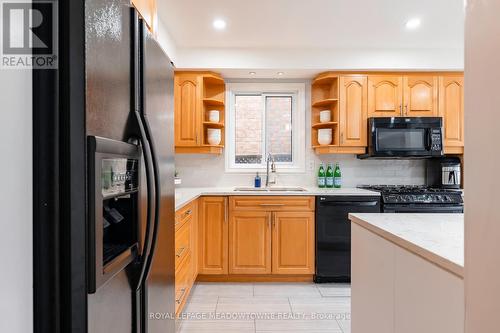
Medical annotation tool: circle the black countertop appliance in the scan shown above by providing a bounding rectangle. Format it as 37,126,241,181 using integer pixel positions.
426,157,462,189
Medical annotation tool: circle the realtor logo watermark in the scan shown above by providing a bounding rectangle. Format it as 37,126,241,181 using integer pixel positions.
1,0,57,69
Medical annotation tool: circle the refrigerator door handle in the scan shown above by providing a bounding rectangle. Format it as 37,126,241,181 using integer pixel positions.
138,17,162,288
132,110,155,292
139,112,161,287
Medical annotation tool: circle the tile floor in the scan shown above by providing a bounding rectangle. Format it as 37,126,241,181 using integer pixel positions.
177,282,351,333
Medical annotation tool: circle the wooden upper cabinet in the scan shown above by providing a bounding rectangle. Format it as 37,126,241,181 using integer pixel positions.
368,76,403,117
198,197,228,275
272,212,315,275
132,0,157,32
174,73,200,147
439,76,464,150
339,76,368,146
229,211,272,274
403,76,439,117
174,72,225,154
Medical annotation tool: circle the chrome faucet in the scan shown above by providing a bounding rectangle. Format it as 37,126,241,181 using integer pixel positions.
266,153,277,187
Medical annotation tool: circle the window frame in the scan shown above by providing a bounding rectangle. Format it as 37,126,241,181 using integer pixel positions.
225,82,306,173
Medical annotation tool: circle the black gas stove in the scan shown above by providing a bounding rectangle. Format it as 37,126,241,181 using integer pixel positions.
357,185,464,213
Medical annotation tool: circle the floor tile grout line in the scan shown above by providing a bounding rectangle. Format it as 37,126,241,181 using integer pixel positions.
287,296,293,314
214,295,220,314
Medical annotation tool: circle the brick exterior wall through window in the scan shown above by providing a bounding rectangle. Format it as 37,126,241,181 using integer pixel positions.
234,95,292,164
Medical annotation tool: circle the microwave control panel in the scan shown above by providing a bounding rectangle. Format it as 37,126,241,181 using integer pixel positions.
430,129,442,151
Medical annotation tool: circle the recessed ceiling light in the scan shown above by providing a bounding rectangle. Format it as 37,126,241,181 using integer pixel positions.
249,71,256,75
277,72,284,76
405,18,421,30
213,19,227,30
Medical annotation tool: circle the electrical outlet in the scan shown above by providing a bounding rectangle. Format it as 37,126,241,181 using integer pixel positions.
308,159,315,171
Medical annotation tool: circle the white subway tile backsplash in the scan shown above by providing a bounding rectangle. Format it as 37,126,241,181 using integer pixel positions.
175,153,425,188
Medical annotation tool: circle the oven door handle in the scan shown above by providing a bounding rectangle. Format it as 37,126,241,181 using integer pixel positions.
132,110,155,291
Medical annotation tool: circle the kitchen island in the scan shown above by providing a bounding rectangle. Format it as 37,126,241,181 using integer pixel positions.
348,213,464,333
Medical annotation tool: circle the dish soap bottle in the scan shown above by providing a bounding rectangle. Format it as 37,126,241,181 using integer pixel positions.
326,163,334,188
333,162,342,188
318,163,326,188
254,172,261,188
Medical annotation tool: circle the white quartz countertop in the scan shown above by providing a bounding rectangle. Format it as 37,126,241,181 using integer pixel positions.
175,186,379,211
349,213,464,277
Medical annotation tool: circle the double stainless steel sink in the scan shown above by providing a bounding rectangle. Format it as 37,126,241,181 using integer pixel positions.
233,186,307,192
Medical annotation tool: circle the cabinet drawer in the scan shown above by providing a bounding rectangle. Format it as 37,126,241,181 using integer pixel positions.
175,252,192,314
230,196,315,212
175,200,196,231
175,219,191,268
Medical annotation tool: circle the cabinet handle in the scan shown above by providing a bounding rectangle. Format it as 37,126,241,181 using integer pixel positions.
176,288,187,304
400,104,403,116
405,105,408,116
184,209,192,217
340,132,344,144
272,212,276,228
175,247,186,258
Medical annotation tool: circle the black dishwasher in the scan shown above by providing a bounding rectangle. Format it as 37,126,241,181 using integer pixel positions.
315,196,380,283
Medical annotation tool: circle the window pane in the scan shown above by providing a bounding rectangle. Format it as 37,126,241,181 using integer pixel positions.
234,95,263,164
266,96,292,162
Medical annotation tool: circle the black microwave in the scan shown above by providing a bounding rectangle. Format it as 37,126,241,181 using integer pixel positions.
360,117,444,159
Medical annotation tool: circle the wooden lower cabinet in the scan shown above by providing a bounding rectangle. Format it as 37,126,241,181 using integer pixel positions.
272,211,315,274
227,196,315,277
174,199,198,315
198,196,228,275
229,211,272,274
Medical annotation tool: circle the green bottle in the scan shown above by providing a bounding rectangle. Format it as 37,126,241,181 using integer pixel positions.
326,163,334,188
318,163,326,188
333,162,342,188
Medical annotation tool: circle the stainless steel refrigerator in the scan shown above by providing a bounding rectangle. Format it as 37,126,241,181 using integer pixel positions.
85,0,175,332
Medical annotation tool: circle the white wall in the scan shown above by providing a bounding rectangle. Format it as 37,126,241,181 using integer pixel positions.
464,0,500,331
0,69,33,331
175,47,464,72
156,18,178,65
175,80,425,188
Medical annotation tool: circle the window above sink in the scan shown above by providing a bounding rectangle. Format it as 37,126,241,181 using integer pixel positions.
225,83,306,173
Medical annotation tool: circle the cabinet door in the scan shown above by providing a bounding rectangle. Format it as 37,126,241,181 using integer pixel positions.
339,76,368,146
368,76,403,117
229,211,272,274
272,212,315,275
174,73,200,147
439,76,464,149
190,200,198,281
199,197,228,275
403,76,439,117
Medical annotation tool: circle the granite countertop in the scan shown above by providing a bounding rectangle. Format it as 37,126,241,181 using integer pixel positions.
349,213,464,278
175,186,380,211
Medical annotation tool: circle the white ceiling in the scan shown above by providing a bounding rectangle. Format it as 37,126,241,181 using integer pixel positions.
157,0,465,77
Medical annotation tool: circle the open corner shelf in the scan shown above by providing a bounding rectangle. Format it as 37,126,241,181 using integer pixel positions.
312,98,338,107
311,73,340,149
203,98,225,106
203,121,225,129
313,145,366,155
311,122,338,129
